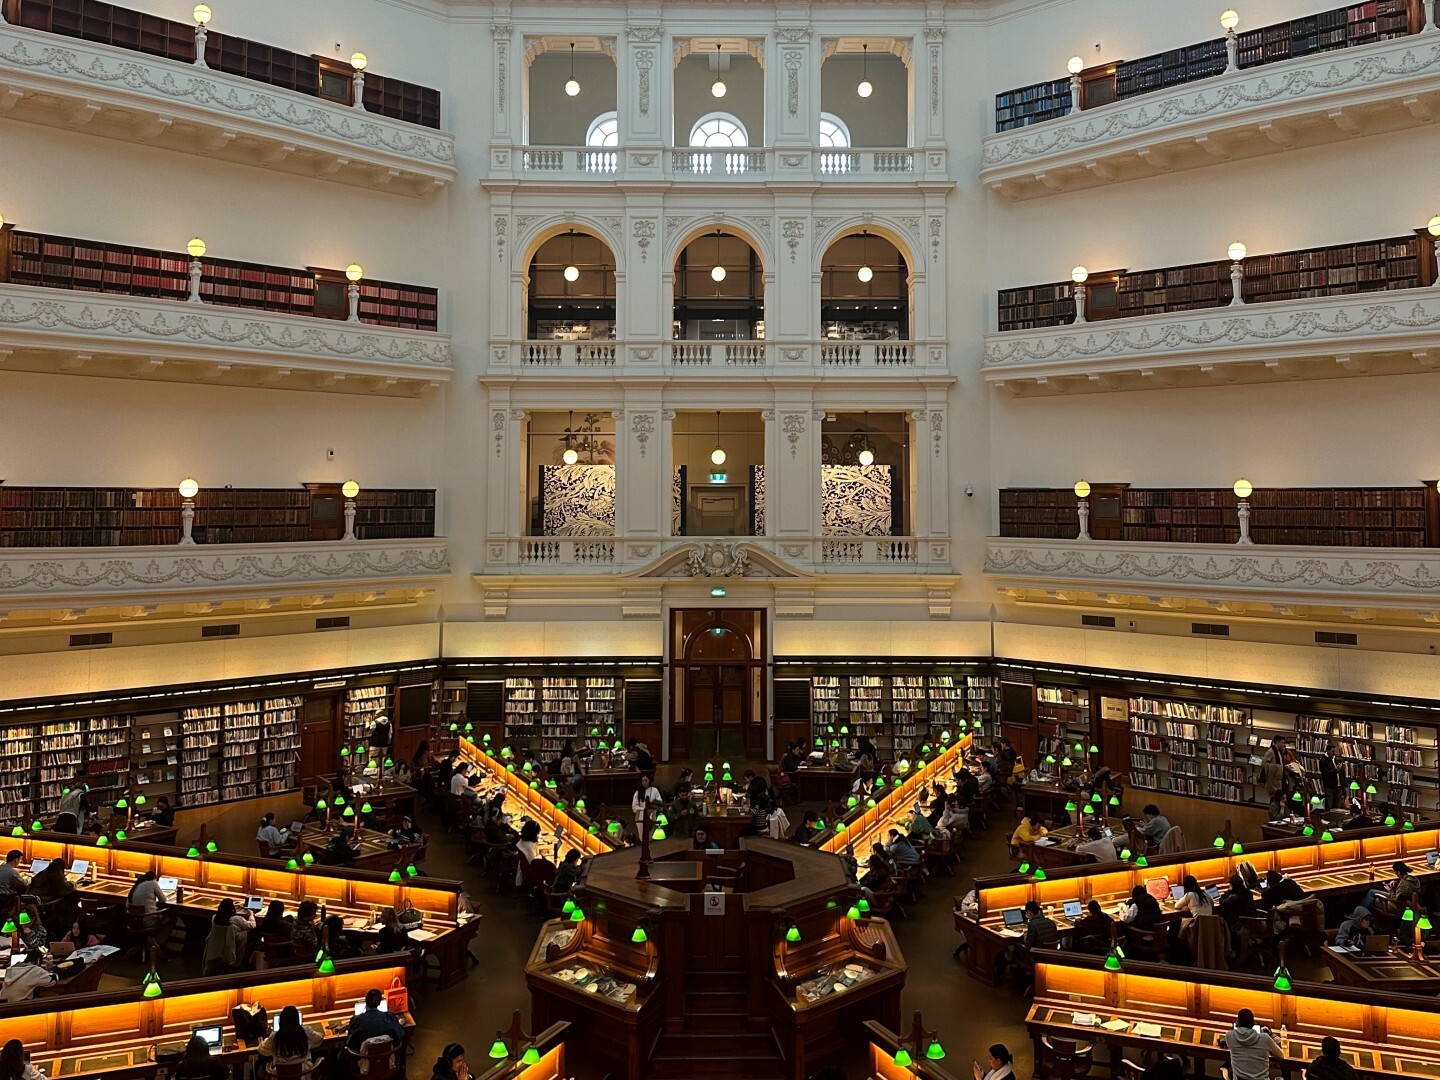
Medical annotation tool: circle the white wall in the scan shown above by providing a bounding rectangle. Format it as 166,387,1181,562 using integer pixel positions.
673,53,765,145
527,54,618,145
819,54,908,146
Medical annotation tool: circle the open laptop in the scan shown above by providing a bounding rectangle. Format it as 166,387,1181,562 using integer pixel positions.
8,953,27,968
29,859,51,875
50,941,75,958
192,1026,223,1055
157,876,179,897
1427,851,1439,870
354,1000,389,1015
1170,885,1186,902
1001,908,1025,928
1206,885,1221,901
1063,901,1083,920
289,820,305,835
69,860,88,878
245,896,263,913
272,1010,302,1031
1360,934,1392,955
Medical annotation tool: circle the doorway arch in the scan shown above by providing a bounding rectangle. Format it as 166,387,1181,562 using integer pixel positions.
669,608,768,762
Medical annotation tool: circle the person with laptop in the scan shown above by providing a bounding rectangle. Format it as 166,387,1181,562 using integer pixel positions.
1335,906,1374,949
202,899,256,976
0,851,29,897
176,1033,230,1080
1137,805,1172,848
1363,861,1420,916
1219,1009,1283,1080
258,1006,324,1074
256,814,290,858
149,796,176,828
61,917,102,949
347,989,405,1051
1072,826,1121,863
1070,900,1113,955
1173,875,1214,920
27,858,73,903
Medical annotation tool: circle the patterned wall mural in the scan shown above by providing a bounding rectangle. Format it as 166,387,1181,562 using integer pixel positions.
821,464,894,536
539,464,616,536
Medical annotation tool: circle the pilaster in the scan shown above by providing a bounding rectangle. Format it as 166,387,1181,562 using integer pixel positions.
772,9,817,147
621,389,665,538
770,390,819,537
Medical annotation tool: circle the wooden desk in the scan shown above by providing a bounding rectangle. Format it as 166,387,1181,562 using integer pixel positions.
1323,946,1440,993
297,822,399,871
14,834,480,988
39,820,180,848
819,738,972,859
1026,952,1440,1080
955,825,1440,985
341,780,418,822
459,738,610,858
2,956,412,1080
1022,818,1126,870
792,767,858,805
697,809,754,850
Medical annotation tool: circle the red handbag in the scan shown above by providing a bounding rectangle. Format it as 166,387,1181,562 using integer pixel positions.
384,975,408,1013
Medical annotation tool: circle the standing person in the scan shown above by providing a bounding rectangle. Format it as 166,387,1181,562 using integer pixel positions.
1261,738,1287,818
1219,1010,1283,1080
1319,742,1343,811
559,741,583,794
972,1045,1015,1080
631,774,662,832
368,713,392,752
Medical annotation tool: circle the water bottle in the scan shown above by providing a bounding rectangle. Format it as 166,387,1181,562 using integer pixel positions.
1279,1024,1289,1056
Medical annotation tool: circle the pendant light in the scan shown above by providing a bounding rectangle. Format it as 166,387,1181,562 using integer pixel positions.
857,411,875,466
564,43,580,97
710,411,727,466
857,44,873,98
710,44,727,98
562,410,579,465
563,229,580,283
710,231,727,283
857,230,873,283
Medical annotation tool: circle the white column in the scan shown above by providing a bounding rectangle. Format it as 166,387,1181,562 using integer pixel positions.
486,387,525,541
624,204,665,341
772,24,817,147
921,21,946,148
489,18,517,177
773,197,815,341
617,391,662,540
621,25,665,148
918,391,950,539
771,392,818,538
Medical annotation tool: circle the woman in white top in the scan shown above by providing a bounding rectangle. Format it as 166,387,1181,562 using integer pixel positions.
1174,874,1214,919
973,1044,1015,1080
630,775,662,831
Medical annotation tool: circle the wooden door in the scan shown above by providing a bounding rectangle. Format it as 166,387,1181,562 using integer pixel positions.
1088,483,1129,541
300,694,338,780
1095,693,1130,782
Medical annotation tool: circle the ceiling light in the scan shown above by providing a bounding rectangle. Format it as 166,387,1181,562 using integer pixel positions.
711,264,726,282
858,448,875,466
1071,266,1089,284
1220,9,1240,31
192,4,211,25
858,265,873,283
565,43,580,96
711,44,726,98
711,411,726,466
350,52,368,72
562,448,579,465
564,265,580,282
857,43,873,98
1228,241,1247,263
1067,56,1084,75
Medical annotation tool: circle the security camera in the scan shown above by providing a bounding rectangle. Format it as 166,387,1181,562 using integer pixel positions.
964,484,974,497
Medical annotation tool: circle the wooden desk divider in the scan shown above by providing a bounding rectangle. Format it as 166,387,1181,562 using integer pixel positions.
1028,952,1440,1080
3,956,409,1073
459,737,610,857
475,1022,570,1080
821,733,972,858
14,833,464,923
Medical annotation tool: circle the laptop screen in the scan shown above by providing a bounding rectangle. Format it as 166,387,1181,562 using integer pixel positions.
354,1001,388,1015
157,877,179,894
29,859,51,875
1063,901,1083,919
193,1026,222,1050
1207,885,1221,900
1170,885,1186,901
273,1010,301,1031
70,860,88,876
245,896,263,912
289,821,305,835
1001,908,1024,927
1427,852,1439,870
9,953,27,967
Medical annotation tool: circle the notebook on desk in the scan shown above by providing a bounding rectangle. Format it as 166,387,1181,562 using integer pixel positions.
1133,1022,1163,1038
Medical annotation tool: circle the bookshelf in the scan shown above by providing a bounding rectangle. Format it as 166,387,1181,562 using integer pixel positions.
539,676,580,756
1295,714,1439,810
218,701,261,802
890,677,927,757
260,696,302,791
847,676,884,749
996,232,1429,332
994,78,1071,132
1000,485,1433,548
504,677,540,751
7,0,443,128
1036,686,1091,766
964,675,1000,741
36,719,84,818
1128,695,1252,804
583,677,619,744
130,713,179,808
84,715,132,809
178,706,221,808
343,686,391,752
0,485,436,548
3,230,441,333
432,680,468,755
995,2,1422,132
0,725,36,825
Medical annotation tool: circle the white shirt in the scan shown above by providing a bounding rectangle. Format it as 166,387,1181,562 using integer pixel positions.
1175,891,1214,918
978,1067,1014,1080
256,824,287,851
631,787,662,816
1075,837,1120,863
129,879,166,913
450,770,470,796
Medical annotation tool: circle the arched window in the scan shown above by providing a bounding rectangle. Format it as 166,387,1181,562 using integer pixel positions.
818,112,851,148
586,111,619,147
689,112,748,148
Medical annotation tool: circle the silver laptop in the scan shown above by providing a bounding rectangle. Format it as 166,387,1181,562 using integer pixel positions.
192,1026,223,1055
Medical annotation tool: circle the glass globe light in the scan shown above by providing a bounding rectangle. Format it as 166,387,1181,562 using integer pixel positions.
193,4,211,25
857,265,874,283
563,265,580,282
562,448,579,465
1067,56,1084,74
350,52,368,71
345,263,364,282
565,77,580,97
1228,242,1247,263
710,446,727,466
711,78,727,98
341,480,359,499
1071,266,1089,284
178,478,199,499
187,238,206,259
1220,9,1240,30
1074,480,1091,498
1233,478,1253,499
858,448,875,466
857,78,873,98
710,264,727,282
1428,215,1440,238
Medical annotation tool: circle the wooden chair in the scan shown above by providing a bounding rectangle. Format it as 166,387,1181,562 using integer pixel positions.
1039,1037,1094,1079
260,932,297,968
925,832,957,876
77,895,119,941
344,1038,404,1080
868,879,907,920
265,1060,320,1080
123,904,172,961
1120,924,1167,963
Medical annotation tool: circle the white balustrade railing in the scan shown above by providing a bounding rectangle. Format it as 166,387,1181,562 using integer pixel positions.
507,340,937,372
509,146,923,181
487,536,946,575
578,150,618,174
521,149,566,171
872,152,915,173
819,152,861,175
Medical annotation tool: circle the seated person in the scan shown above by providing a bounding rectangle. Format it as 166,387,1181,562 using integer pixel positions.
1173,875,1214,920
176,1034,231,1080
27,857,74,902
0,850,29,896
1335,906,1374,948
16,898,47,953
1138,804,1171,847
1121,885,1163,930
1305,1037,1358,1080
347,989,405,1051
1003,900,1059,976
552,850,584,892
1220,1009,1282,1080
858,845,893,895
389,816,424,846
792,811,821,845
62,917,102,948
286,901,320,955
1072,826,1120,863
256,813,290,857
939,797,970,835
692,827,721,852
388,760,413,786
258,1005,324,1074
1258,869,1306,910
323,914,363,960
1363,861,1420,914
202,899,255,975
1010,815,1047,846
953,768,980,803
1342,799,1377,831
319,826,362,867
149,796,176,828
1070,900,1113,954
885,829,920,865
907,805,937,841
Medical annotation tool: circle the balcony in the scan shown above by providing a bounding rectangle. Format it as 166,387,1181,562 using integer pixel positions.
984,536,1440,618
493,339,946,380
494,145,936,186
0,537,451,612
0,283,453,394
0,22,458,195
980,31,1440,200
481,536,953,577
981,285,1440,394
